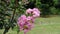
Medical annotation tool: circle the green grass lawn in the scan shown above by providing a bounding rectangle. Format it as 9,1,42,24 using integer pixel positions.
0,16,60,34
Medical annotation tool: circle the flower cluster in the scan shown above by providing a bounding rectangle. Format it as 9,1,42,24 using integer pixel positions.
17,8,40,34
26,8,40,18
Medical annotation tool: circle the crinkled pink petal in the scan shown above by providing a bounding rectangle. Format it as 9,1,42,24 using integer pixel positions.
32,11,40,18
20,15,27,21
27,16,34,21
26,8,33,14
33,8,40,14
27,16,32,21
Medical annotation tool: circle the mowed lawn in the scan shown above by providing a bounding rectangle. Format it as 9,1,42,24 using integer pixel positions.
0,16,60,34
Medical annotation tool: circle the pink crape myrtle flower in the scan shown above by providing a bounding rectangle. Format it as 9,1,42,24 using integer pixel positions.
17,15,34,34
32,8,40,18
26,8,40,18
17,15,27,30
17,8,40,34
27,16,34,28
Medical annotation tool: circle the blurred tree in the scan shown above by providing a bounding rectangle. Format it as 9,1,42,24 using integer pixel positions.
40,0,54,17
54,0,60,15
55,0,60,9
23,0,36,9
40,0,54,7
0,0,25,34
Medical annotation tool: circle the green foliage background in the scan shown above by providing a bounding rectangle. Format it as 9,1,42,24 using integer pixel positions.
0,0,60,34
